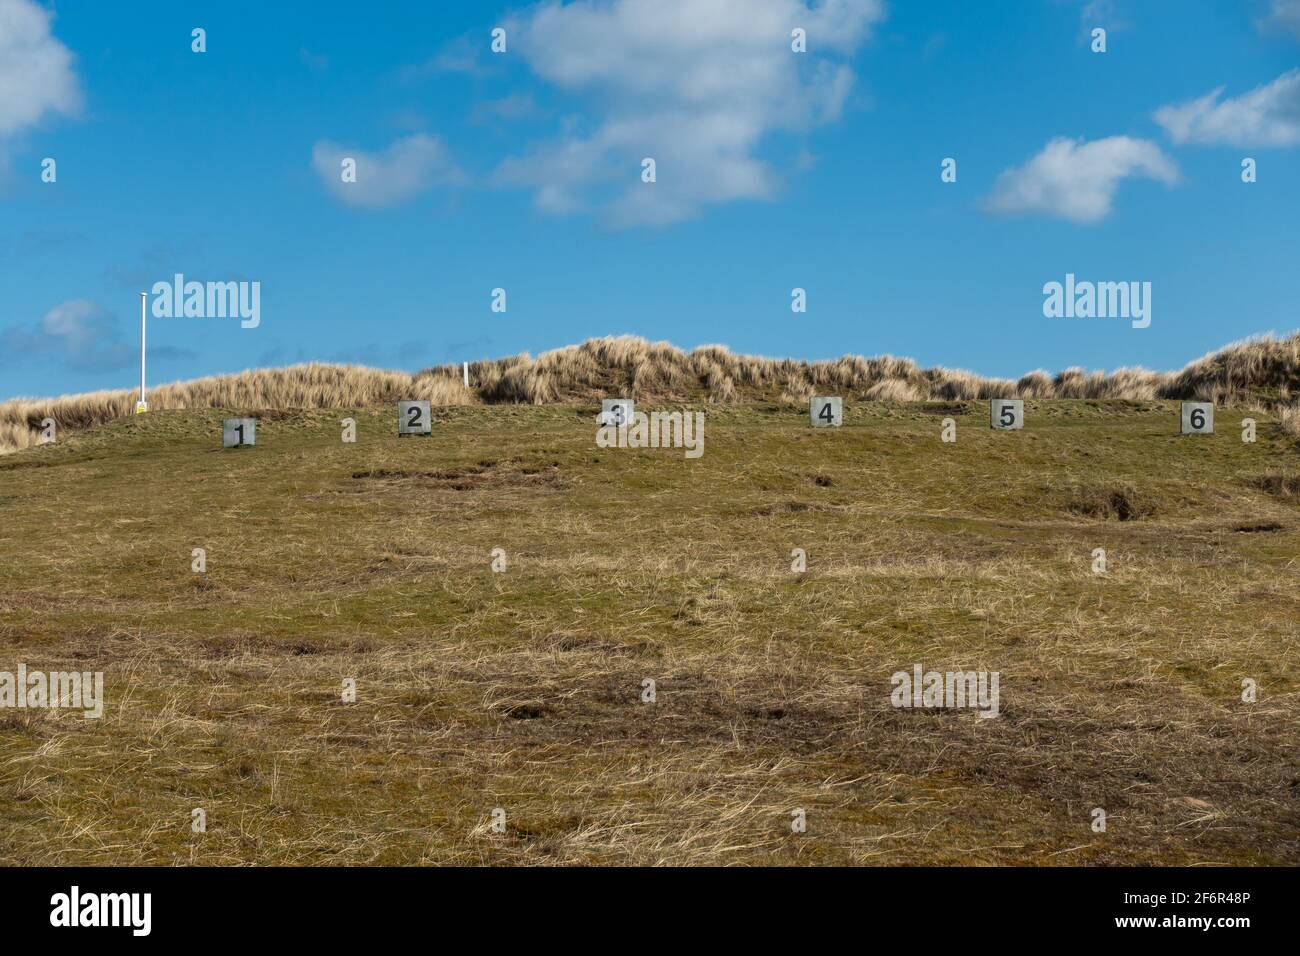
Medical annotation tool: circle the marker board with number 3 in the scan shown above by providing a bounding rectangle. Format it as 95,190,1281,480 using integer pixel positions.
1181,402,1214,435
810,397,842,427
223,418,256,448
990,399,1024,430
398,401,432,436
601,399,634,427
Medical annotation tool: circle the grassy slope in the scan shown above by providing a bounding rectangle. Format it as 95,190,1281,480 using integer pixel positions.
1,400,1298,865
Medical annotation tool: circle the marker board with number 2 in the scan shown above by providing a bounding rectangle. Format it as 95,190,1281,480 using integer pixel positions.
398,401,432,436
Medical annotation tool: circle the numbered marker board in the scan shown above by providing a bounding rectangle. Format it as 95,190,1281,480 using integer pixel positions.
398,400,432,436
810,397,842,428
1181,402,1214,435
601,398,634,427
223,418,256,448
990,399,1024,430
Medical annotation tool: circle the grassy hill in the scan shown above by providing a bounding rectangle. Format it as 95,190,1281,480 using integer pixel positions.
1,397,1297,864
5,333,1300,454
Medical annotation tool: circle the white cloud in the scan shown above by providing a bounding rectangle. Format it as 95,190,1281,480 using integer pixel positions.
982,136,1179,225
494,0,884,228
3,300,132,371
1080,1,1130,35
399,37,487,81
40,299,118,356
0,0,80,138
300,48,329,72
1154,69,1300,147
311,134,464,208
1260,0,1300,39
472,92,540,124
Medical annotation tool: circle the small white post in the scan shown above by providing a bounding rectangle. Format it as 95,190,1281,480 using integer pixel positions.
463,361,469,388
136,293,148,413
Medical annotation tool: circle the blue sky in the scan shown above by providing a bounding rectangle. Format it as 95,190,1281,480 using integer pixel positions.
1,0,1298,400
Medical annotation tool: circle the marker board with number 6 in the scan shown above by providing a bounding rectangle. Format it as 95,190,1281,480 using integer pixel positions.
1181,402,1214,435
398,401,432,436
223,418,256,448
810,397,842,427
990,399,1024,430
601,398,634,427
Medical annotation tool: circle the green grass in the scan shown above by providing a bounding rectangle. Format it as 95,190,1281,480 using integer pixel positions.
1,400,1298,865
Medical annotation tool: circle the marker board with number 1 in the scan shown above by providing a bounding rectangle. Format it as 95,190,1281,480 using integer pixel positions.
223,418,256,448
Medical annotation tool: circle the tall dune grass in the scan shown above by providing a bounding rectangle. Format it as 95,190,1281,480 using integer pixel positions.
0,363,469,453
4,332,1300,453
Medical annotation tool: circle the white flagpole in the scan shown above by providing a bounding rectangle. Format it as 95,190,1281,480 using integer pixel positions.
463,361,469,388
137,292,148,412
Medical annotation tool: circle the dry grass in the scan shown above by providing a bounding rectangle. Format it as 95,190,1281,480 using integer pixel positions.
7,332,1300,454
0,363,471,454
1,400,1298,865
1277,403,1300,438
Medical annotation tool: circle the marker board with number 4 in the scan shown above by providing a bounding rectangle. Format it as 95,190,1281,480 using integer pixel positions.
601,399,634,427
398,401,432,436
990,399,1024,430
1181,402,1214,435
223,418,256,448
810,397,842,427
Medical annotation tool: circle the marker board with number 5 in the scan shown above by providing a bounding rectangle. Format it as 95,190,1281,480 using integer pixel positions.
1181,402,1214,435
601,398,634,427
223,418,256,448
810,397,842,427
990,399,1024,430
398,401,432,436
